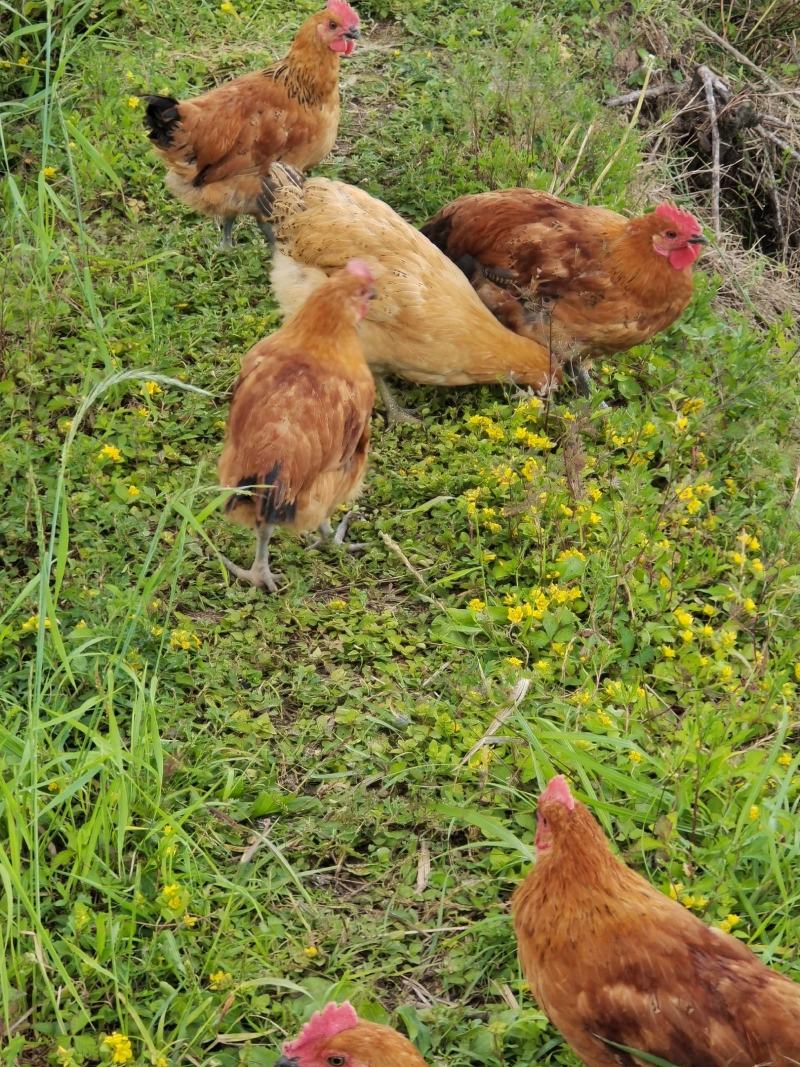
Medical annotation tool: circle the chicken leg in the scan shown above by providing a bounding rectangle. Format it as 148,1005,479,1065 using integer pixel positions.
220,524,280,591
308,510,366,552
219,218,235,250
377,376,420,427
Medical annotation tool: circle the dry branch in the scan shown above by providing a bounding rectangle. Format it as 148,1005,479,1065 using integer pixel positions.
697,65,722,236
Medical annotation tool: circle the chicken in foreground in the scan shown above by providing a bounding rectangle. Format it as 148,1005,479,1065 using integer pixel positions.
217,259,376,591
421,191,707,394
143,0,361,247
512,775,800,1067
258,164,559,424
277,1001,428,1067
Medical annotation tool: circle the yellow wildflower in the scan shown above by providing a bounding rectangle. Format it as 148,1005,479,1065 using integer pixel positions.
505,656,523,668
748,804,759,821
144,380,162,396
209,970,233,990
127,484,140,498
43,165,58,178
468,598,485,612
746,535,760,552
680,629,693,643
21,613,51,633
667,882,683,900
127,95,140,108
750,558,764,575
182,913,199,928
642,421,656,436
303,945,319,958
659,575,671,590
328,598,347,609
702,605,716,616
220,0,236,10
588,512,601,525
718,914,740,933
98,443,123,463
778,753,792,767
675,416,689,432
102,1033,134,1065
507,606,524,625
795,663,800,681
674,609,693,629
729,551,745,566
169,628,201,651
18,55,29,66
560,504,574,517
153,1056,169,1067
685,498,702,514
742,597,756,613
718,664,734,682
628,750,643,763
136,405,150,418
661,645,676,659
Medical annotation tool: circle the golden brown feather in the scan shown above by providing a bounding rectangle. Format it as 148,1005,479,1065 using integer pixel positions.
217,259,375,591
144,3,360,238
421,190,706,370
259,165,559,420
513,776,800,1067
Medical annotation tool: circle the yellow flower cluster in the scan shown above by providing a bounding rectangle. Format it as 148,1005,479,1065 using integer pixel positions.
144,380,162,396
98,443,123,463
209,970,233,990
681,397,705,415
102,1033,134,1065
161,882,184,910
557,548,586,562
466,414,505,441
717,913,741,933
514,427,554,450
169,628,201,651
468,598,485,612
21,613,51,633
520,456,540,480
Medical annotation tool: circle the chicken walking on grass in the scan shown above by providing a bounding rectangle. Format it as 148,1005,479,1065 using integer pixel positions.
217,259,376,591
422,191,707,395
143,1,360,247
277,1002,428,1067
257,163,559,425
513,775,800,1067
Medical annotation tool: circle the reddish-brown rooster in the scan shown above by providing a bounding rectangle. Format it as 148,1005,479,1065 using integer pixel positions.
277,1002,428,1067
513,775,800,1067
217,259,376,591
143,0,360,246
422,191,706,393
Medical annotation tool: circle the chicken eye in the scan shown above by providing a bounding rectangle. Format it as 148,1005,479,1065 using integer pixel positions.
328,18,338,28
665,229,677,239
327,1058,346,1067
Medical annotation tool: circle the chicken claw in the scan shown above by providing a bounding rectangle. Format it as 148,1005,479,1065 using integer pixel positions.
309,510,366,552
377,376,420,427
219,525,281,591
218,218,235,250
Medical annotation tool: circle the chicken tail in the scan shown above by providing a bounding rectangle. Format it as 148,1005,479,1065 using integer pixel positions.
143,95,182,148
257,163,306,231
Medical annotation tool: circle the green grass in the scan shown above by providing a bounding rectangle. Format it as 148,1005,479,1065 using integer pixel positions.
2,0,800,1065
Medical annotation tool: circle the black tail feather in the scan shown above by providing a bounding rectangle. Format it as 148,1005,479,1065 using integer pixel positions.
143,95,181,148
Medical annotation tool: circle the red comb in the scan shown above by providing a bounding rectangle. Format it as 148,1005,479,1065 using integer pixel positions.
540,775,575,809
654,202,702,234
283,1002,359,1058
326,0,360,26
345,258,374,284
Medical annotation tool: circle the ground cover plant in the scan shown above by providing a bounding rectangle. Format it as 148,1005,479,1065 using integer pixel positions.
1,0,799,1064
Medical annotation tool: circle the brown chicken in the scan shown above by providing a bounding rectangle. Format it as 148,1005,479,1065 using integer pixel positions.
217,259,376,591
257,164,558,424
512,775,800,1067
422,192,707,394
143,0,360,246
277,1001,428,1067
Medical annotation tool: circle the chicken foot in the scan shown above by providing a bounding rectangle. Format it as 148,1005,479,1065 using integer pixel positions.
565,359,593,398
219,524,281,591
256,219,275,249
218,218,235,250
308,510,366,552
376,376,420,427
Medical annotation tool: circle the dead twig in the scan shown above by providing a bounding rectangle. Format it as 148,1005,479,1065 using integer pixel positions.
692,19,800,109
754,124,800,163
605,83,679,107
457,678,531,768
697,65,722,236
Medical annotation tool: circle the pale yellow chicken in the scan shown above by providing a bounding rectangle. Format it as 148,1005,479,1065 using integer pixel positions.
258,164,558,423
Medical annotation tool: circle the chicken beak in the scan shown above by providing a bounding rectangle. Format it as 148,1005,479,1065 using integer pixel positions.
343,26,361,40
688,234,708,245
274,1059,299,1067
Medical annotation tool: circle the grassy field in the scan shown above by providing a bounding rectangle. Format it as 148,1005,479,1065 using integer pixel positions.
2,0,800,1064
